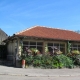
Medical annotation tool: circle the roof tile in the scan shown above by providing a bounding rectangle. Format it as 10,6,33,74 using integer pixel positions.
15,26,80,41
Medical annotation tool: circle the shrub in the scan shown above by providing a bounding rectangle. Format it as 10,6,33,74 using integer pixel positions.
33,59,42,67
23,54,74,69
33,55,42,67
71,50,80,55
70,54,80,66
25,56,33,66
52,58,61,68
75,55,80,66
53,54,74,68
39,55,53,68
68,51,80,67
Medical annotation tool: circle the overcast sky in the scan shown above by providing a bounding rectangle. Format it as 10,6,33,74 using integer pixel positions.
0,0,80,36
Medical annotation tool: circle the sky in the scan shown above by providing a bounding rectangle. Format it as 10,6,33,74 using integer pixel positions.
0,0,80,36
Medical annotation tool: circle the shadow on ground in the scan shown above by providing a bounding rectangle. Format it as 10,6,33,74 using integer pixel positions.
0,60,14,67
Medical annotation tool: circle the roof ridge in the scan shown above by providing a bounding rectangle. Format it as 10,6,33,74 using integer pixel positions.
14,25,80,41
38,26,75,32
15,25,77,35
15,25,39,35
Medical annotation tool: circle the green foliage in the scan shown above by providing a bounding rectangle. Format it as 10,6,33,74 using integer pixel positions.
55,50,63,55
21,54,27,60
25,56,33,66
70,54,80,66
23,54,74,69
55,54,74,68
71,50,80,55
33,59,42,67
76,55,80,65
68,42,71,53
33,55,42,67
45,44,49,53
41,55,53,68
67,50,80,67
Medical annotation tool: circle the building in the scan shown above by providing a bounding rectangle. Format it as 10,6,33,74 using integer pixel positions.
0,29,8,59
5,26,80,66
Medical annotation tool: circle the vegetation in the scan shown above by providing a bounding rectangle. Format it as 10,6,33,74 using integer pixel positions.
67,50,80,67
21,54,74,69
21,48,80,69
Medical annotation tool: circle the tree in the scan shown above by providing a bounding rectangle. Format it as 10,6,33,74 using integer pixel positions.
75,30,80,34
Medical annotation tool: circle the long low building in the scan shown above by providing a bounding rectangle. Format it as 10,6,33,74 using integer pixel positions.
4,26,80,66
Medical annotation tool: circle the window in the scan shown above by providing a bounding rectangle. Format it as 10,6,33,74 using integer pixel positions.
23,41,28,45
54,43,59,47
23,41,43,53
30,42,36,45
37,42,43,45
71,43,80,51
48,43,53,46
60,44,65,53
47,42,65,54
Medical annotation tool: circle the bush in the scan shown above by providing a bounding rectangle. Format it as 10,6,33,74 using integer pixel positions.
70,54,80,66
76,55,80,66
33,59,42,67
25,56,33,66
71,50,80,55
23,54,74,69
55,54,74,68
33,55,42,67
68,52,80,67
41,55,53,68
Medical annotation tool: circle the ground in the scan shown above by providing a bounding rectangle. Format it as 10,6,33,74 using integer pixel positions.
0,75,80,80
0,65,80,80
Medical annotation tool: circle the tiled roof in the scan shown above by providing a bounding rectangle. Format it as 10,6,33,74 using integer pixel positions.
15,26,80,41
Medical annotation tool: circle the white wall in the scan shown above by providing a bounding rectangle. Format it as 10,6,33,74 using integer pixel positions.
7,40,18,60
